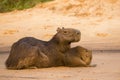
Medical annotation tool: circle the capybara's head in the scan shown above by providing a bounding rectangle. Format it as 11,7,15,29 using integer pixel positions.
55,27,81,43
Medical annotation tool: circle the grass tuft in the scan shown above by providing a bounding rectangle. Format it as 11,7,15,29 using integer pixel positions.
0,0,53,13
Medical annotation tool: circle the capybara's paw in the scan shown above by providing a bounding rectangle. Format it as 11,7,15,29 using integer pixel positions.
90,64,97,67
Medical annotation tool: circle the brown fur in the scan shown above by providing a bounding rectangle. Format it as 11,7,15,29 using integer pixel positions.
5,27,81,69
64,46,96,67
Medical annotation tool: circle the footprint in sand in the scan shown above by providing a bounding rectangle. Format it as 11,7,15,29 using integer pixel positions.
3,29,19,35
96,33,108,37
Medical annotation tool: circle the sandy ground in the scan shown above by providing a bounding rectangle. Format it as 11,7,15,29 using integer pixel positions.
0,51,120,80
0,0,120,80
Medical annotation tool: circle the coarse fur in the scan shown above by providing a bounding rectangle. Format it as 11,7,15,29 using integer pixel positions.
64,46,96,67
5,27,81,69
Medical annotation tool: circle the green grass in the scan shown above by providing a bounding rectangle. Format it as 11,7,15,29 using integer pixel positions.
0,0,53,13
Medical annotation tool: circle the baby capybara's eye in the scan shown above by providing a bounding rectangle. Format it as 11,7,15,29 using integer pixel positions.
76,31,80,35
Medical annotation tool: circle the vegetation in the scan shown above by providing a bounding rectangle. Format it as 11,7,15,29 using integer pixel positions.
0,0,53,13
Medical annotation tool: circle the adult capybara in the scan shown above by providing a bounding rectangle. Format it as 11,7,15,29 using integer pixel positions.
64,46,96,67
5,27,81,69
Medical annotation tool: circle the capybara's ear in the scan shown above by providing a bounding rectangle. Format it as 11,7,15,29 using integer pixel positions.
62,27,65,29
57,27,61,32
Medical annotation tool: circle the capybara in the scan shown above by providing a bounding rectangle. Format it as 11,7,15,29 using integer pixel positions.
5,27,81,69
64,46,96,67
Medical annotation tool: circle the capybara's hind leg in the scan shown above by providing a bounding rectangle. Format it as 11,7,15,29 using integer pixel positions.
34,49,49,68
6,42,39,69
16,54,37,69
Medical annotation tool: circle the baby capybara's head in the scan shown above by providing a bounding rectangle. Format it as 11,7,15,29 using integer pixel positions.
76,46,92,65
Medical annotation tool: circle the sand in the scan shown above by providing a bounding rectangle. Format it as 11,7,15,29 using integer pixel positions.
0,0,120,80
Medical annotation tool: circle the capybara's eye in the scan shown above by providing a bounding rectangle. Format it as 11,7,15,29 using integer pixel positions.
86,55,89,57
63,31,68,34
